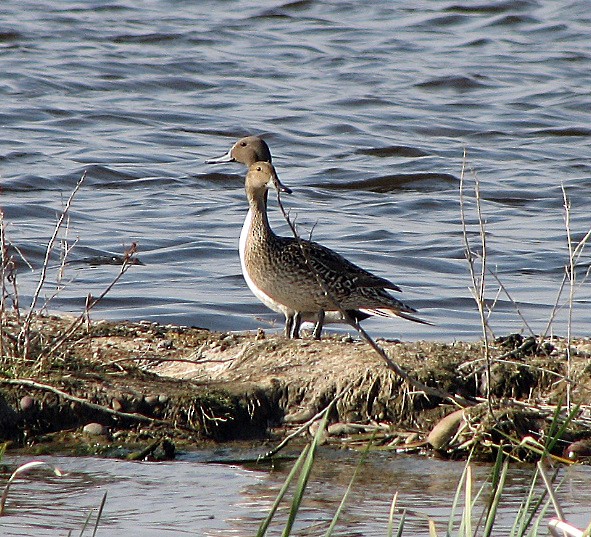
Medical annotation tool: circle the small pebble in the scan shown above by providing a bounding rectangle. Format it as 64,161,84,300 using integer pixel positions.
328,423,361,436
20,396,35,412
157,339,174,350
83,423,106,436
112,398,124,412
144,395,159,407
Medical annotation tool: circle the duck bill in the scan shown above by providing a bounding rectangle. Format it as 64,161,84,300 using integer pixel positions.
205,148,234,164
274,174,292,194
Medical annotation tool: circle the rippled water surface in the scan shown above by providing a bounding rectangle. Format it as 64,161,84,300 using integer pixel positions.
1,450,591,536
1,0,591,340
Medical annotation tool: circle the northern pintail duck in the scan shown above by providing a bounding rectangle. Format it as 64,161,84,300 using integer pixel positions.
206,135,272,167
223,155,425,339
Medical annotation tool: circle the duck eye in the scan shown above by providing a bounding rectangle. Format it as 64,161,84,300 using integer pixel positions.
256,166,262,171
240,142,247,147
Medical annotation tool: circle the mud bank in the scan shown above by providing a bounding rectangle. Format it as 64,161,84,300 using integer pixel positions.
1,315,590,460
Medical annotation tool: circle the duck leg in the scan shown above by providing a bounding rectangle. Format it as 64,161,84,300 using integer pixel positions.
290,312,302,339
284,312,302,338
312,310,325,340
284,314,294,338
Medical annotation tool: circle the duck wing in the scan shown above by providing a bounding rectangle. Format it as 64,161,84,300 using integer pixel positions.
278,236,402,292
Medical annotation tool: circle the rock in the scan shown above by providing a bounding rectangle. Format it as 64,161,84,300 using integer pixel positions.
83,422,106,436
564,439,591,460
284,409,316,423
20,396,35,412
112,398,124,412
157,339,174,350
427,409,465,450
328,422,363,436
144,395,159,407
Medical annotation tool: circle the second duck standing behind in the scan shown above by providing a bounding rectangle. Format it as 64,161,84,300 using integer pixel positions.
238,159,426,339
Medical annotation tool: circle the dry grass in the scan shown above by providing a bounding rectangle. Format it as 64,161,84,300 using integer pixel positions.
0,173,139,375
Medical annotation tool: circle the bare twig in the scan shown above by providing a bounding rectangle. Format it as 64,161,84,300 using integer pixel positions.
459,149,494,414
38,242,139,363
485,266,536,337
0,377,183,429
20,172,87,359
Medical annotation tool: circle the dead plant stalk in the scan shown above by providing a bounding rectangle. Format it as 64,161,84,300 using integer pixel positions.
459,149,494,413
37,241,138,364
561,185,591,409
20,172,87,359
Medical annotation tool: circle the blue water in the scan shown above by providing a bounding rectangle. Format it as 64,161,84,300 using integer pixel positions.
1,0,590,340
1,451,590,536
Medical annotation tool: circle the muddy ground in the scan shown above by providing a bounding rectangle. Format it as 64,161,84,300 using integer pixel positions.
1,314,590,461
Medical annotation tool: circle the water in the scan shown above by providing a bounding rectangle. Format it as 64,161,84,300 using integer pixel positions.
1,450,590,536
1,2,591,341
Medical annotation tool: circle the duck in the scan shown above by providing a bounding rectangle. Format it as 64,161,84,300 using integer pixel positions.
232,158,426,338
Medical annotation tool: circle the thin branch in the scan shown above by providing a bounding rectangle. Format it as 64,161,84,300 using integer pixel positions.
485,266,536,337
20,172,87,359
562,184,574,410
459,149,494,414
38,242,139,362
0,378,176,427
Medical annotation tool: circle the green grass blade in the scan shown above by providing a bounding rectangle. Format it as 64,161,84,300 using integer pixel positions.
77,510,93,537
526,497,551,537
255,444,311,537
463,464,472,537
545,403,579,455
324,435,372,537
281,412,329,537
536,461,564,520
387,492,398,537
91,491,107,537
482,459,508,537
447,454,472,535
429,519,439,537
515,469,548,537
395,509,406,537
0,461,63,516
473,445,505,535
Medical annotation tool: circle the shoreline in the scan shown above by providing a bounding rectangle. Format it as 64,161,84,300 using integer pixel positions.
1,314,590,462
